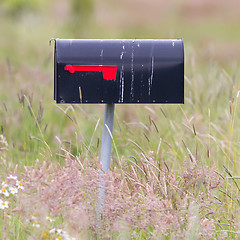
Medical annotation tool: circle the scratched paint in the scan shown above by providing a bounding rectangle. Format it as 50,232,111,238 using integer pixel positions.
120,45,126,102
120,45,125,59
120,51,124,59
119,65,125,102
148,57,154,96
130,45,134,100
151,57,154,86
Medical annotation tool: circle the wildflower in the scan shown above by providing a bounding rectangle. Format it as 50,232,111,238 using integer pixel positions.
0,199,9,209
1,181,8,188
49,228,75,240
49,228,56,234
31,215,37,220
56,229,64,235
7,175,17,180
46,216,55,222
32,222,40,228
9,187,18,195
16,180,24,190
50,229,65,238
42,230,49,239
0,188,9,197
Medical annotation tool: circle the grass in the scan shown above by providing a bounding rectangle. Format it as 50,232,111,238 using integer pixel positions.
0,0,240,239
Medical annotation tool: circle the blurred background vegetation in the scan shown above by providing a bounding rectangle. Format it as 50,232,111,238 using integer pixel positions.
1,0,240,65
0,0,240,173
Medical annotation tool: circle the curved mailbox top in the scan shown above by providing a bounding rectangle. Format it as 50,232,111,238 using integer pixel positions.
54,39,184,104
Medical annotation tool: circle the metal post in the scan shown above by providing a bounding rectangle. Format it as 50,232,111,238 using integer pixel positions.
100,103,115,172
97,103,115,219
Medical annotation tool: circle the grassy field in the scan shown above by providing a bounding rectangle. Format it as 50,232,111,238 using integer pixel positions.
0,0,240,239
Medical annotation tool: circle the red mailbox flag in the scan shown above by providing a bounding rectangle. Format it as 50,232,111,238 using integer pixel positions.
64,65,117,80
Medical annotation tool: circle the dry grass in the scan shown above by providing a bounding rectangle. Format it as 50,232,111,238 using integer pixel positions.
8,155,231,239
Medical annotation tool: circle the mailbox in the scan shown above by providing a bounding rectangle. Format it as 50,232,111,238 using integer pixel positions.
54,39,184,104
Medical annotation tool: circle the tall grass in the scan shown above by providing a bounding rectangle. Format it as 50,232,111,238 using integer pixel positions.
0,53,240,238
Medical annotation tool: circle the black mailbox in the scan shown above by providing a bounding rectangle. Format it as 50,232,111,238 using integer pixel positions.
54,39,184,104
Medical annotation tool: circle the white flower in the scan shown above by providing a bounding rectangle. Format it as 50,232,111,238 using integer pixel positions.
0,188,9,197
7,175,18,180
46,216,55,222
16,181,24,190
56,229,64,235
0,199,9,209
9,187,18,195
1,181,8,188
32,223,40,228
50,228,75,240
49,228,56,234
31,215,37,220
